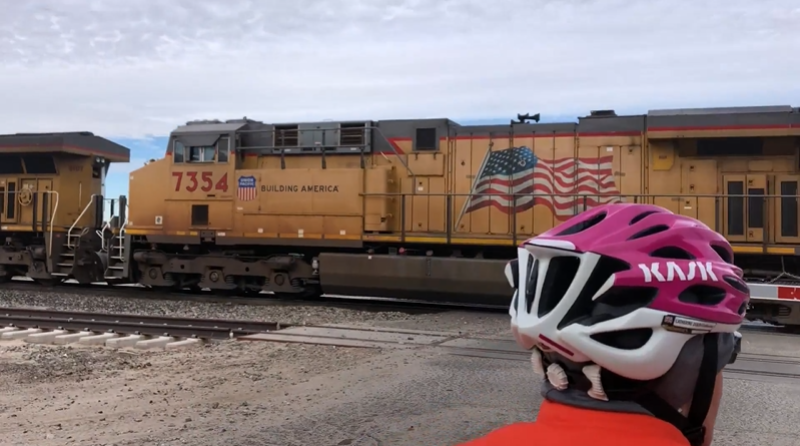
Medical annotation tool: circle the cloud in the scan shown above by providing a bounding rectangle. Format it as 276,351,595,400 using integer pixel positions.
1,0,798,139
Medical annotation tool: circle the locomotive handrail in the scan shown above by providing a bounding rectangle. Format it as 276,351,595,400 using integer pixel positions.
67,194,98,249
359,192,793,198
43,191,59,260
97,221,111,251
97,201,129,252
357,191,793,250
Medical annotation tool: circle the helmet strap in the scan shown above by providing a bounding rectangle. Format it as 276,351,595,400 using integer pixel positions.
635,334,719,446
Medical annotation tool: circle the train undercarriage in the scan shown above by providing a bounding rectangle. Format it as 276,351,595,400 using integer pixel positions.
3,224,800,327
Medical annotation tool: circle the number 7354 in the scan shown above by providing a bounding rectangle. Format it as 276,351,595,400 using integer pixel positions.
172,171,229,192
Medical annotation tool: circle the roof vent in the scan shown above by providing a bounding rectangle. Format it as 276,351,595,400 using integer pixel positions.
186,119,223,125
590,110,617,117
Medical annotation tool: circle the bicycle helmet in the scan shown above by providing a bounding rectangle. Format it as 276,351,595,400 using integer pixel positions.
506,203,749,446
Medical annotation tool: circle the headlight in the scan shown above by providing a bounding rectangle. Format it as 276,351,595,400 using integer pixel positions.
504,259,519,289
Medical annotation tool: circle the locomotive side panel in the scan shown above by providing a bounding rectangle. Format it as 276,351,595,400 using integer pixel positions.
646,106,800,251
238,167,365,239
128,159,170,232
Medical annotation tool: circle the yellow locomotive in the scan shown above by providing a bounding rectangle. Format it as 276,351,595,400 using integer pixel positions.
119,105,800,325
5,105,800,327
0,132,130,285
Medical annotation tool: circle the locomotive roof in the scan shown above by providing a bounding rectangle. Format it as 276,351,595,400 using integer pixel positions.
0,131,130,163
173,104,800,135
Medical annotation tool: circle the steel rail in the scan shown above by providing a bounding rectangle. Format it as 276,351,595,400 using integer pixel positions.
0,308,283,340
2,279,509,313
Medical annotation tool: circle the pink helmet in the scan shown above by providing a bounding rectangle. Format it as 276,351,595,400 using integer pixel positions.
507,203,748,382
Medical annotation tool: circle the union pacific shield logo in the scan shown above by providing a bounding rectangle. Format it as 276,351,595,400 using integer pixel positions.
237,176,257,201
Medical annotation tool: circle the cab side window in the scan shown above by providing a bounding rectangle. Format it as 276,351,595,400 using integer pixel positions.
217,137,230,163
173,137,230,164
189,146,216,163
174,141,186,163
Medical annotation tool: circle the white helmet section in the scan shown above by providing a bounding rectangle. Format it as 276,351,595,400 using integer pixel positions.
510,238,739,382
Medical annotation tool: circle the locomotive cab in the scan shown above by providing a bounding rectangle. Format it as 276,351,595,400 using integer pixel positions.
0,132,130,284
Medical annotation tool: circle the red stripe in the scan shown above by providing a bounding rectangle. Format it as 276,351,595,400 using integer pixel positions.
474,171,616,192
538,334,574,356
777,287,800,300
475,185,617,205
649,124,793,132
465,195,614,217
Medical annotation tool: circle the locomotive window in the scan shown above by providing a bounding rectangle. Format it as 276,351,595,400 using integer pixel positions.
21,154,57,174
726,181,744,236
5,182,15,219
191,204,209,226
747,187,765,229
696,138,763,156
217,137,230,163
188,146,216,163
0,187,4,216
780,181,798,237
173,141,185,163
415,128,437,151
0,154,23,174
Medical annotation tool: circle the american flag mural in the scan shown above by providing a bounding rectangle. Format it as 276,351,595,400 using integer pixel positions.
459,146,621,222
237,175,257,201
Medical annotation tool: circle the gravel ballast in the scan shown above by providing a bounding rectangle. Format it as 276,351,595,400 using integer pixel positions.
0,289,417,325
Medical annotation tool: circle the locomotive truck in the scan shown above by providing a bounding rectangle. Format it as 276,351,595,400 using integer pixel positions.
3,105,800,327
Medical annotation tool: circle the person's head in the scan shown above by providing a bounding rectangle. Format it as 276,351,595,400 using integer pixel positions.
505,203,749,446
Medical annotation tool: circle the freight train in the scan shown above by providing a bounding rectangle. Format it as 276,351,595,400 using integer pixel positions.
2,105,800,326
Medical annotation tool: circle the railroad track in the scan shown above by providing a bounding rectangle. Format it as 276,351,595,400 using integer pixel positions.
0,307,289,350
235,325,800,382
2,279,509,314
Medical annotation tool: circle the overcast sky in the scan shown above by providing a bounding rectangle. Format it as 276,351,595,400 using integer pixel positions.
2,0,799,197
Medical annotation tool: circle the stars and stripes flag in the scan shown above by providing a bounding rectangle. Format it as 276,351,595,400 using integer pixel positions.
458,146,621,221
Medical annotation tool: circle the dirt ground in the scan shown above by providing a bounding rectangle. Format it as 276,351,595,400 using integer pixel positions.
0,338,388,446
2,310,798,446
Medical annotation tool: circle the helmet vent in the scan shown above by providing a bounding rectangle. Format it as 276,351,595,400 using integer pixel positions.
590,328,652,350
737,301,747,315
512,290,519,313
557,255,630,329
678,284,727,306
629,210,661,225
627,224,669,241
525,257,539,314
538,256,580,317
723,275,749,294
582,286,659,326
710,243,734,264
650,246,695,260
556,211,607,236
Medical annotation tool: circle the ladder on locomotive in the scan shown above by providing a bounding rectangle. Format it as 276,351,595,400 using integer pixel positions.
103,204,128,280
55,194,128,281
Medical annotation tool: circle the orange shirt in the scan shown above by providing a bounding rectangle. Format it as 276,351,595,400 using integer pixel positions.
455,400,690,446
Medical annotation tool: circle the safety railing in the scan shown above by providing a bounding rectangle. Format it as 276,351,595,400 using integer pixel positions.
359,192,800,249
9,189,61,258
67,194,98,249
43,191,59,259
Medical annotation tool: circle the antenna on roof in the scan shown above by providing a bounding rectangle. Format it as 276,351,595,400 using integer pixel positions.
511,113,540,125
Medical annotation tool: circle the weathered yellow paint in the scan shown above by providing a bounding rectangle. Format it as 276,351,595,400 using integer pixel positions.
126,121,800,255
0,155,103,232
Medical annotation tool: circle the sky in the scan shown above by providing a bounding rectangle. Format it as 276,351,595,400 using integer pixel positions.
1,0,799,200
